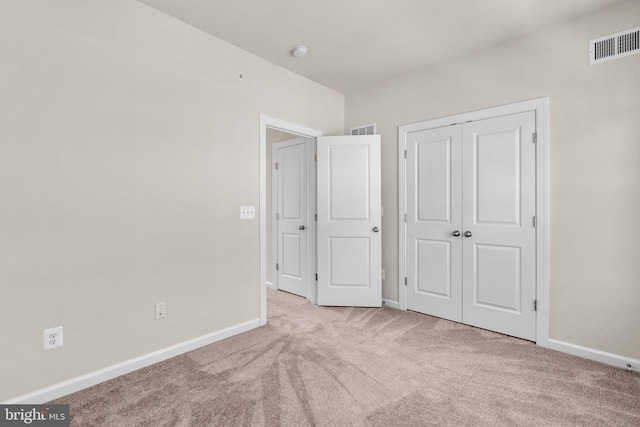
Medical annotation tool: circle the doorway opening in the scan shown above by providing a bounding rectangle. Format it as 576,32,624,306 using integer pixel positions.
260,116,384,325
259,116,322,326
269,132,314,300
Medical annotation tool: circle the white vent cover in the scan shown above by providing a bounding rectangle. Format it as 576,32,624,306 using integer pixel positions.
590,26,640,64
350,123,376,136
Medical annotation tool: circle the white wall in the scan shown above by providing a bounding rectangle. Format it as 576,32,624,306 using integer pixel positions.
0,0,343,401
345,1,640,360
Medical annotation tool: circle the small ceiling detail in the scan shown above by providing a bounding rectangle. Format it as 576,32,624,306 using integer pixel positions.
291,46,308,58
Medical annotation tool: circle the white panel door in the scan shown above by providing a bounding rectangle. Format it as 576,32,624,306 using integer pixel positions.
275,139,308,297
405,126,463,322
317,135,381,307
462,111,537,340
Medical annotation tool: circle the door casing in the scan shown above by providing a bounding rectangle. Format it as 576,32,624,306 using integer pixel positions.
398,98,549,347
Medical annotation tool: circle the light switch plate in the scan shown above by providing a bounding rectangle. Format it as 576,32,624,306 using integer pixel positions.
156,302,166,319
240,206,255,219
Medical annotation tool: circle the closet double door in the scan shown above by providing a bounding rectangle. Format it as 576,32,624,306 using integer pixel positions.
405,111,536,341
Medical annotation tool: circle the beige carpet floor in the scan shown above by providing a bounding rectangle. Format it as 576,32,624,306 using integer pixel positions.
53,289,640,426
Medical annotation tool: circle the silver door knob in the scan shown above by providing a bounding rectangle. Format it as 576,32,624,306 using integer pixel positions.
452,230,461,237
464,231,472,238
299,225,305,230
372,226,380,232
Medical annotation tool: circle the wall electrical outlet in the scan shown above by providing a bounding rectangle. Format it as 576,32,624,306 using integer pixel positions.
240,206,255,219
156,302,166,319
44,326,63,350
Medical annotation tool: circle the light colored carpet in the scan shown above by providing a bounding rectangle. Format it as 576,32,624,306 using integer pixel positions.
53,289,640,426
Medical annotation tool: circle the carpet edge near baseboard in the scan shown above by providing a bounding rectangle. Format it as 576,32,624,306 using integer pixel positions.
6,320,638,404
548,338,639,372
2,318,261,404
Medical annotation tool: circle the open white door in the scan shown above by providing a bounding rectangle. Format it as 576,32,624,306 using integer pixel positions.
317,135,382,307
273,138,309,298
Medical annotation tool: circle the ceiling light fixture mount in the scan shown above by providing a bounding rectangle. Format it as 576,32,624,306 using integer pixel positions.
291,46,308,58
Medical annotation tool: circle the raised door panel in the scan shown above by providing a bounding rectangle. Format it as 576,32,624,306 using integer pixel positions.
329,237,370,287
282,233,301,279
474,244,521,312
282,154,302,220
329,145,370,220
475,129,521,225
417,138,451,223
415,239,451,298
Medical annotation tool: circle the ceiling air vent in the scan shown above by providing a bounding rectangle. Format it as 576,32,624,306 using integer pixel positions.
590,26,640,65
350,123,376,136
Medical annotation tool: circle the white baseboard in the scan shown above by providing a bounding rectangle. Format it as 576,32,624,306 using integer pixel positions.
382,298,399,309
4,318,261,404
266,281,276,290
548,339,639,372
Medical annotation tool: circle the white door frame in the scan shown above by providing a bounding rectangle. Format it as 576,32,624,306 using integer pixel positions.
259,115,322,326
398,98,549,347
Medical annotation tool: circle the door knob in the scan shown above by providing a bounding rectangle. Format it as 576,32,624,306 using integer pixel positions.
452,230,461,237
464,231,472,238
299,225,305,230
372,226,380,232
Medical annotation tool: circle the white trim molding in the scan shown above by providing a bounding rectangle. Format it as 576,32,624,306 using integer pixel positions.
398,97,550,348
549,339,640,372
382,299,399,309
3,319,260,404
266,281,276,290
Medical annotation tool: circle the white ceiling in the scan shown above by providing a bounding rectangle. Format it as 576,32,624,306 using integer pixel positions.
138,0,626,93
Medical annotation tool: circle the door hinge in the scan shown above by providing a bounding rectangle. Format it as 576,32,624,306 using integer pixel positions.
404,149,407,159
533,216,536,228
533,132,537,144
404,213,407,223
276,212,280,221
275,162,278,169
315,273,318,281
314,154,317,161
404,277,407,286
534,300,537,311
315,213,317,221
276,263,279,271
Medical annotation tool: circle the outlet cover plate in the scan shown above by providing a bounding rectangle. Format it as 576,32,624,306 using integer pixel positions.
44,326,63,350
